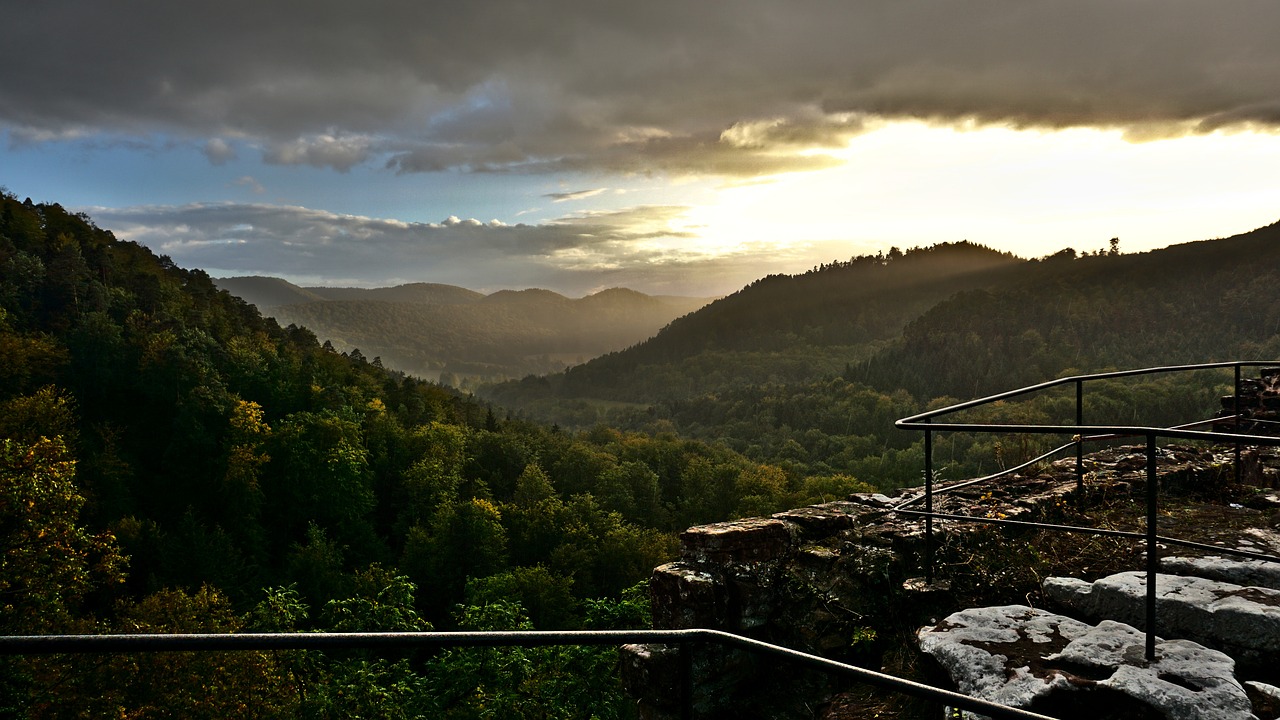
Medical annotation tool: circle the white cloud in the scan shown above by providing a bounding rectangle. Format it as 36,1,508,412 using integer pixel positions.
202,137,237,165
231,175,265,194
84,201,823,295
263,133,375,172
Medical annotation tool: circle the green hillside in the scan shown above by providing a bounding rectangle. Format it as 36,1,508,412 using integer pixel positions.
860,225,1280,399
483,228,1280,487
0,191,832,717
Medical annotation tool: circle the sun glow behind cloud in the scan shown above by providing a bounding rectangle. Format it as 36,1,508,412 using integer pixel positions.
677,121,1280,264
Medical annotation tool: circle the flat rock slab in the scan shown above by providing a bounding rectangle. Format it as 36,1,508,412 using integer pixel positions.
679,517,792,563
918,605,1255,719
1163,556,1280,592
1043,571,1280,659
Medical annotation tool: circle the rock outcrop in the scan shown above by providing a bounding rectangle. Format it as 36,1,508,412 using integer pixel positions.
917,605,1255,720
1163,555,1280,592
1043,570,1280,675
623,443,1280,718
622,471,1090,718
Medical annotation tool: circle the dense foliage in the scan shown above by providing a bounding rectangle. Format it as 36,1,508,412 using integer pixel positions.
6,186,1279,716
0,191,848,717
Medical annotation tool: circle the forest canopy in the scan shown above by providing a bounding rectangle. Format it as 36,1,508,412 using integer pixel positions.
0,191,852,717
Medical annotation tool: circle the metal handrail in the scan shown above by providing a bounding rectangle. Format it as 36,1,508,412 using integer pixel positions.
0,629,1055,720
894,360,1280,662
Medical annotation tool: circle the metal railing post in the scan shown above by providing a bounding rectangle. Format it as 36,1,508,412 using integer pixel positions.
1076,379,1084,491
924,420,934,584
1145,432,1159,661
679,640,693,720
1235,364,1242,485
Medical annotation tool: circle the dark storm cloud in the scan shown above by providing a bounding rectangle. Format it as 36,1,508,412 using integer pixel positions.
6,1,1280,175
84,202,773,295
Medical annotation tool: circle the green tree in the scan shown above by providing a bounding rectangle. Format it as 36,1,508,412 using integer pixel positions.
512,463,556,506
465,566,578,629
404,498,509,622
0,436,125,634
26,586,297,720
265,410,382,563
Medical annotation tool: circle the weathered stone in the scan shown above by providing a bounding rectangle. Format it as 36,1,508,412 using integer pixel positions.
918,605,1090,713
632,442,1280,719
848,492,898,509
1164,555,1280,592
619,641,759,719
1245,490,1280,509
1245,681,1280,719
650,562,725,630
1054,622,1254,720
727,574,778,630
918,605,1254,719
680,517,792,564
772,502,862,538
1114,454,1148,472
902,577,951,594
1043,571,1280,665
619,643,682,716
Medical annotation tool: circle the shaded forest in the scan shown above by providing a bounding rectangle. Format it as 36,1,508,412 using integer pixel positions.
0,192,855,718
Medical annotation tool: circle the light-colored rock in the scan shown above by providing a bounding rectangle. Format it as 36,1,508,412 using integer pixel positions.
918,605,1089,712
1245,680,1280,703
1053,621,1253,720
1043,571,1280,658
1244,680,1280,720
918,605,1256,720
1163,555,1280,591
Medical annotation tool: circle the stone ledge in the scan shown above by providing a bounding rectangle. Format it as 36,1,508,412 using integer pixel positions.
680,517,793,564
1164,555,1280,592
918,605,1255,720
1043,570,1280,672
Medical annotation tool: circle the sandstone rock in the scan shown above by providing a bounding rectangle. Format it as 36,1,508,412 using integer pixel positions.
772,502,862,538
1244,491,1280,510
918,605,1255,719
1245,681,1280,719
1043,571,1280,665
650,562,725,629
848,492,897,509
1163,555,1280,591
680,517,792,564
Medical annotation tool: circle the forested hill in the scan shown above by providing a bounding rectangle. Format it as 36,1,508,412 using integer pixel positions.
217,276,486,308
214,275,713,387
481,224,1280,489
580,241,1019,367
2,191,867,715
857,221,1280,400
489,229,1280,407
487,241,1022,404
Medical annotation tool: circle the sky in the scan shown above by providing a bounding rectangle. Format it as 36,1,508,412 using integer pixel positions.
4,1,1280,297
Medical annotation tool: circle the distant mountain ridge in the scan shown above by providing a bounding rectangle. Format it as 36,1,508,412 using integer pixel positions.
213,276,714,386
547,241,1024,400
482,226,1280,443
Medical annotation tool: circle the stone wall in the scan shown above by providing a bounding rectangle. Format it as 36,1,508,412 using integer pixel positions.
621,471,1090,718
1215,367,1280,435
620,445,1261,719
